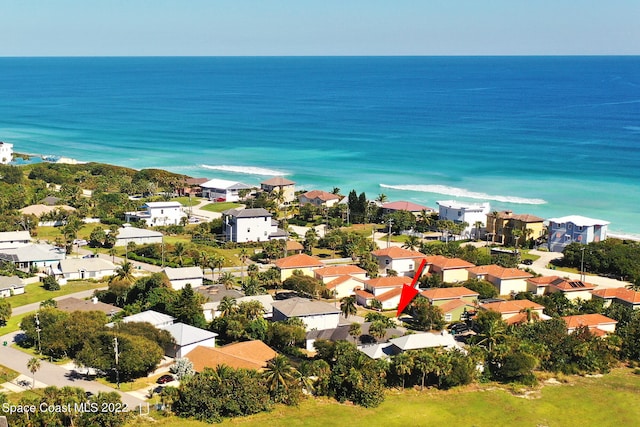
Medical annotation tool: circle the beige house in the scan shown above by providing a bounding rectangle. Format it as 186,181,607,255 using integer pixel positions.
325,275,367,300
561,313,617,336
274,253,324,281
467,264,533,295
354,276,409,310
546,277,595,300
371,247,426,277
592,287,640,310
314,265,368,299
260,177,296,205
480,299,547,325
485,210,545,246
425,255,475,283
298,190,341,208
163,266,204,290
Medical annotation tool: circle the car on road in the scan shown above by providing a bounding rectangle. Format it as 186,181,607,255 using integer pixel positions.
448,323,470,334
156,374,174,384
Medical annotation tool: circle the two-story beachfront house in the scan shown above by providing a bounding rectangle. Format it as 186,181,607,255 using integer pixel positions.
437,200,490,239
125,201,186,226
485,210,545,246
371,247,426,277
381,201,434,216
260,177,296,205
547,215,609,252
222,208,287,243
298,190,341,208
201,179,252,202
0,141,13,164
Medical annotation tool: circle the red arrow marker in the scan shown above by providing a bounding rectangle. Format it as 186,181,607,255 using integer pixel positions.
396,258,427,317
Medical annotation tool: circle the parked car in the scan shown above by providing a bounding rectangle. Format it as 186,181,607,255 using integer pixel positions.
156,374,174,384
522,259,533,265
448,323,470,334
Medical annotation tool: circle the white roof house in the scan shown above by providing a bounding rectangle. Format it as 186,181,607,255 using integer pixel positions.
272,297,341,331
159,322,218,358
201,179,252,202
0,275,25,298
437,200,491,239
55,258,117,281
108,310,175,328
222,208,287,242
124,201,186,227
0,231,31,250
163,266,204,290
114,225,163,246
0,244,66,272
360,332,463,360
0,141,13,164
547,215,609,252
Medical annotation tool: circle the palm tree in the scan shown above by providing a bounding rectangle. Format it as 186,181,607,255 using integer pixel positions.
393,352,414,389
512,228,523,250
247,263,259,278
474,221,483,241
368,320,387,343
348,322,362,343
210,254,224,281
173,242,187,266
402,235,421,251
239,248,248,284
27,357,41,389
218,272,235,290
340,296,357,319
262,355,299,404
413,349,435,390
112,261,135,284
376,193,388,203
519,306,541,324
218,296,237,317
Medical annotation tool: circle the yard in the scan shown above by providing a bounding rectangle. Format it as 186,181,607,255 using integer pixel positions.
129,368,640,427
7,281,107,308
200,202,243,213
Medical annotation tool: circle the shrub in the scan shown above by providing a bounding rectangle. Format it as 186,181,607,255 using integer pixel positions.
43,275,60,291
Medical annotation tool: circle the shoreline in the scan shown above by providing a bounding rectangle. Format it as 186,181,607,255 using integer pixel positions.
12,151,640,242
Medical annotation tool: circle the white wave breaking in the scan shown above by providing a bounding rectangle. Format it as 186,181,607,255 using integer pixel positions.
380,184,547,205
200,164,289,176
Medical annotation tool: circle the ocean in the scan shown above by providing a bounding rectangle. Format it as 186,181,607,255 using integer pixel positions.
1,56,639,235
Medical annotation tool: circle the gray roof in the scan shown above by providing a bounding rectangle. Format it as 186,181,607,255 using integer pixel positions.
59,258,116,274
164,266,203,281
0,275,23,290
160,322,218,346
0,244,65,263
269,228,289,238
223,208,272,218
306,322,405,346
0,231,31,243
272,297,341,317
116,226,163,239
359,343,395,360
56,297,122,315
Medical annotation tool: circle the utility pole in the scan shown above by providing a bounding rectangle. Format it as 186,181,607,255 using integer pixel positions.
161,235,165,268
580,246,586,282
35,313,41,354
387,219,393,248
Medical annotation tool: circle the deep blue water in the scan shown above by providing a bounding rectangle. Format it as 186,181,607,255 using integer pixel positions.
1,56,639,234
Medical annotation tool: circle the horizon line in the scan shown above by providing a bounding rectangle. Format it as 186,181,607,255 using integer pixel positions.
1,54,639,59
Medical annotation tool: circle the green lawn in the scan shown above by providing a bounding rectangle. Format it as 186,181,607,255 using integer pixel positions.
0,312,29,336
200,202,243,213
174,197,201,207
0,364,19,383
8,281,107,308
128,368,640,427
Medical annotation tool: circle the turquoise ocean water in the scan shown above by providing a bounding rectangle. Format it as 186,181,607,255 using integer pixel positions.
0,57,639,235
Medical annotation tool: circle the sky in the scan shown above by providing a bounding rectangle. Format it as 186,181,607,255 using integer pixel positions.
0,0,638,56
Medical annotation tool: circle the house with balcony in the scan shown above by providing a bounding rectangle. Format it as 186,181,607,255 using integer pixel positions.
125,201,186,227
437,200,490,239
424,255,475,283
298,190,341,208
222,208,287,243
547,215,609,253
485,210,545,246
371,247,425,277
201,178,252,202
467,264,533,295
260,177,296,205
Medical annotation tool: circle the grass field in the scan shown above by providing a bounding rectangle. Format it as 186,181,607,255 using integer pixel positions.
128,368,640,427
200,202,243,213
8,281,107,308
0,312,29,336
0,364,19,383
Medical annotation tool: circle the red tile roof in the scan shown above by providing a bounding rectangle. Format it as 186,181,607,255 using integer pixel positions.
314,265,366,277
375,287,403,302
467,264,532,279
371,247,425,259
354,289,375,299
548,278,596,291
365,276,410,288
274,253,323,269
592,287,640,304
420,286,479,301
481,299,544,314
186,340,277,372
286,240,304,251
301,190,340,202
562,314,618,329
325,275,365,290
261,177,295,186
437,298,473,314
382,201,433,212
426,256,475,270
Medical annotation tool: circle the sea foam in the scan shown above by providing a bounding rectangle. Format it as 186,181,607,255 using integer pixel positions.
200,164,289,176
380,184,547,205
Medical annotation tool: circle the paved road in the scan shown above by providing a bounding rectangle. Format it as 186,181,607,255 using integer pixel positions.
0,332,146,409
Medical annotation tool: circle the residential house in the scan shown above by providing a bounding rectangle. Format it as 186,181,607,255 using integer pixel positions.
125,201,186,226
108,310,175,328
381,201,434,216
0,141,13,164
545,276,595,300
271,297,341,331
260,177,296,205
360,332,462,360
480,299,548,325
19,204,76,226
0,276,25,298
298,190,341,208
202,294,275,322
186,340,277,372
425,255,475,283
306,322,406,352
177,177,208,197
355,276,409,310
222,208,287,243
201,178,252,202
467,264,533,295
56,297,121,316
485,210,545,246
371,247,426,277
0,231,31,250
286,240,304,255
437,200,490,238
52,258,117,282
274,253,324,281
114,225,163,247
163,266,203,290
592,287,640,310
0,244,66,272
159,322,218,358
561,313,617,336
420,287,479,322
314,265,368,299
526,276,554,296
547,215,609,253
